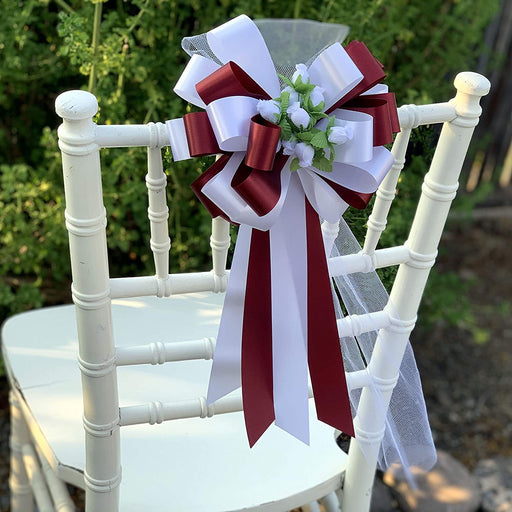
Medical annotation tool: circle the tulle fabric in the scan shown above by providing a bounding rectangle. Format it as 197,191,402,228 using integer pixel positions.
331,218,436,476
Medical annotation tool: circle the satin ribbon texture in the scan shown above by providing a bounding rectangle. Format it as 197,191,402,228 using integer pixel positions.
166,15,400,447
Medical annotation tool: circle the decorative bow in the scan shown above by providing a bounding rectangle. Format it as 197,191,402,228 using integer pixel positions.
166,15,400,446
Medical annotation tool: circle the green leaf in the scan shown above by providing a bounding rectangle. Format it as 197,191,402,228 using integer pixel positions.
279,119,292,140
309,101,325,113
278,73,294,88
279,90,290,114
312,154,333,173
296,131,314,142
310,131,328,149
294,82,316,95
327,143,336,163
290,158,301,172
326,115,336,131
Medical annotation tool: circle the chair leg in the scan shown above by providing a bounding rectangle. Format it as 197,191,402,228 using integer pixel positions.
301,501,321,512
9,390,35,512
320,491,341,512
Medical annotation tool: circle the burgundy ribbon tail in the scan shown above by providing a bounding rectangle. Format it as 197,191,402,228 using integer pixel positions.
241,228,275,447
305,199,354,437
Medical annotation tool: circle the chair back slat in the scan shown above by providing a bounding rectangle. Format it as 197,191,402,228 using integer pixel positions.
146,145,170,280
363,127,412,253
210,217,230,292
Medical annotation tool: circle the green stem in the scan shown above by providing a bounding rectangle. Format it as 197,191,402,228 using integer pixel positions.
88,2,103,94
126,0,149,35
293,0,302,18
54,0,74,14
115,40,129,99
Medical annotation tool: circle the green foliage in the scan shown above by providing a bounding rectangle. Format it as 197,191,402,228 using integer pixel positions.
0,0,499,327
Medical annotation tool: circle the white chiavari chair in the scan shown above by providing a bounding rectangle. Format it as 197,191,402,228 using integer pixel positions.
1,71,489,512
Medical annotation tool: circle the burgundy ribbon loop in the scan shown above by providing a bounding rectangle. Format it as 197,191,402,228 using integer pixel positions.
196,61,270,105
344,97,393,147
245,115,282,171
327,40,386,113
191,154,232,222
231,152,288,216
183,111,222,157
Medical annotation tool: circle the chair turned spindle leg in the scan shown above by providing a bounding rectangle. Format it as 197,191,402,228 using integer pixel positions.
9,391,34,512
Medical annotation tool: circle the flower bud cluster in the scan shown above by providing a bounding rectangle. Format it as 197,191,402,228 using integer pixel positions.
256,63,353,172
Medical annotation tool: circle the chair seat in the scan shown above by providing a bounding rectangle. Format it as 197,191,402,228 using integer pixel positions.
2,292,347,512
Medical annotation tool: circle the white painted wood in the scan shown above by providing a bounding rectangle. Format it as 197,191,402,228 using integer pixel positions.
341,72,491,512
36,445,75,512
363,129,412,254
319,491,340,512
56,90,121,512
9,391,34,512
336,310,390,339
21,444,53,512
108,270,226,298
115,336,216,366
328,245,410,276
302,501,321,512
96,122,169,148
210,217,231,291
146,144,170,286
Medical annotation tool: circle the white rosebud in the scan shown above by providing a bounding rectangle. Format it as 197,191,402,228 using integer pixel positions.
287,102,310,129
283,86,299,104
328,124,354,145
309,86,325,107
295,142,314,168
282,139,297,156
292,63,309,83
257,99,280,123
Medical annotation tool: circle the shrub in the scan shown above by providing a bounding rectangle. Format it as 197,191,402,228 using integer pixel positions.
0,0,500,323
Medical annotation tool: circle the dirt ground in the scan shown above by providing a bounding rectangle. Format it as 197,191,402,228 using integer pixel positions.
414,206,512,470
0,193,511,510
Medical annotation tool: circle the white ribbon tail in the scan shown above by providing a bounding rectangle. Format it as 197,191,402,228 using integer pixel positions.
206,223,253,404
270,174,310,444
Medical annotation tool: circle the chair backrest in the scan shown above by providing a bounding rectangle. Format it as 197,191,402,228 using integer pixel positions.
54,70,489,511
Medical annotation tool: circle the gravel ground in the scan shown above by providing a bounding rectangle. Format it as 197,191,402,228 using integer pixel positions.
0,203,510,510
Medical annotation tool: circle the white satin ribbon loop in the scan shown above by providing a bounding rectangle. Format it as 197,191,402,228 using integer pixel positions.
206,14,281,97
331,109,374,163
206,96,258,152
166,118,191,161
174,54,221,108
326,146,395,193
308,43,364,110
298,169,349,223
